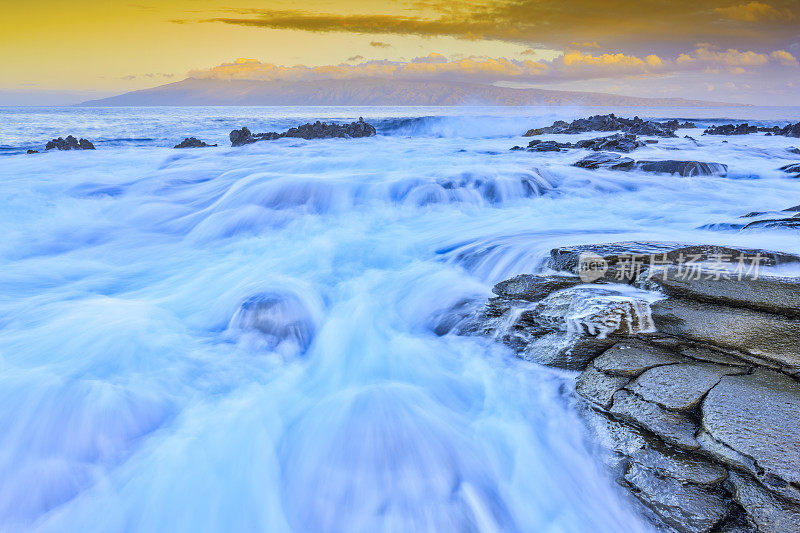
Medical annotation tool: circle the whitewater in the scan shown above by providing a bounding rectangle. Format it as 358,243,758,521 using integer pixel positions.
2,105,800,532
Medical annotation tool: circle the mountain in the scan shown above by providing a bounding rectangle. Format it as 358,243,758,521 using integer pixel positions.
77,78,737,107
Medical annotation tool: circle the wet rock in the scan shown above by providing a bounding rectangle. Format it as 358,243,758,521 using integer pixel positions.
788,147,800,155
651,299,800,370
45,135,95,151
609,390,700,450
576,364,629,408
727,471,800,533
625,463,728,533
593,339,688,377
703,124,758,136
701,370,800,496
574,133,646,153
627,363,744,412
230,118,377,147
26,149,38,154
526,139,570,152
573,152,635,170
778,122,800,138
780,162,800,177
530,286,657,338
742,216,800,231
521,331,617,370
642,265,800,317
678,345,750,367
492,274,581,301
230,292,317,353
548,241,797,283
524,114,691,137
174,137,217,149
628,443,727,487
634,160,728,177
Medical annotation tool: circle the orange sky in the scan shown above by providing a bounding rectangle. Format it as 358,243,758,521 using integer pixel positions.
2,0,799,104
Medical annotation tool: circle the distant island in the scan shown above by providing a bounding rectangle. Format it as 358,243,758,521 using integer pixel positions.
77,78,738,107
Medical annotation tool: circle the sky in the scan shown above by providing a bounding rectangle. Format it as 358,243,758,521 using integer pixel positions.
1,0,799,105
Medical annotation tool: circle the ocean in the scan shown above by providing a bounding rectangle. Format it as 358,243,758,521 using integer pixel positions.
1,105,800,532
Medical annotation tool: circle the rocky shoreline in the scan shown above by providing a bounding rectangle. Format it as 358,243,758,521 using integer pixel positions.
452,242,800,532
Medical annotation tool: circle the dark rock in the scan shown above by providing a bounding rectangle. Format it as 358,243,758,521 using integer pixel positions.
788,147,800,155
627,363,744,412
174,137,217,149
609,390,700,450
45,135,95,151
524,114,690,137
778,122,800,138
727,471,800,533
742,217,800,231
641,265,800,317
634,160,728,177
574,133,646,153
230,118,377,147
779,162,800,179
624,463,728,533
576,364,629,408
651,298,800,370
703,123,758,136
26,149,38,154
701,370,800,497
628,443,727,487
593,339,688,377
573,152,635,170
526,139,570,152
492,274,581,301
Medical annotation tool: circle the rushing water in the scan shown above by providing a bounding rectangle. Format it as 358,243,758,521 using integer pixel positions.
2,106,800,532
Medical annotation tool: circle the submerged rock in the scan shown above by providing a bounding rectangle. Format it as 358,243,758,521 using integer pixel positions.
573,152,635,170
634,160,728,177
174,137,217,149
45,135,95,151
779,162,800,179
230,118,377,146
26,149,38,154
492,274,581,301
524,114,692,137
230,292,317,354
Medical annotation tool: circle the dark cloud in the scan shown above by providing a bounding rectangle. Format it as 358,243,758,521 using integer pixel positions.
193,1,800,54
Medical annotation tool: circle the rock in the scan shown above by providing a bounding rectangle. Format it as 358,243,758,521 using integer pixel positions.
609,390,700,450
491,274,582,301
780,163,800,176
625,463,728,533
574,133,646,153
627,363,744,412
642,265,800,317
573,152,635,170
26,149,38,154
576,364,629,408
230,292,317,353
701,370,800,496
174,137,217,149
593,339,688,377
778,122,800,138
651,299,800,370
634,160,728,177
521,331,617,370
548,241,795,284
744,218,800,231
678,345,750,367
727,471,800,533
703,123,758,136
45,135,95,151
524,114,690,137
788,147,800,155
230,118,376,146
530,286,657,338
628,444,727,487
526,139,570,152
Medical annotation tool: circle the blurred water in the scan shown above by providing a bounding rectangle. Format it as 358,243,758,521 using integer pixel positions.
1,106,800,532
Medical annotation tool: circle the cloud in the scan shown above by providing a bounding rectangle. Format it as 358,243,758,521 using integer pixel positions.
771,49,799,66
189,45,795,87
369,41,391,48
190,1,800,53
713,2,790,22
520,49,537,56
